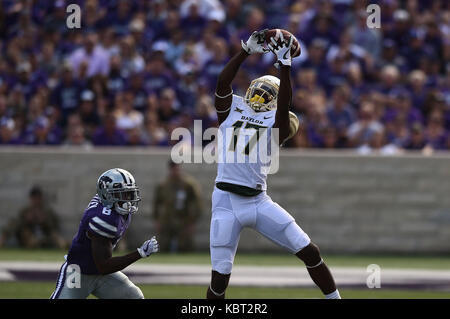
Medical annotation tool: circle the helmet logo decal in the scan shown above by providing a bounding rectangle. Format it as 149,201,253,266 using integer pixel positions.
99,176,113,189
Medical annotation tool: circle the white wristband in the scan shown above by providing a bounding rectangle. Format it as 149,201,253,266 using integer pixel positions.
215,90,233,99
215,106,231,113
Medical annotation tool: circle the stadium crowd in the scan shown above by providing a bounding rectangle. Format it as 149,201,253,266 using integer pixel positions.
0,0,449,153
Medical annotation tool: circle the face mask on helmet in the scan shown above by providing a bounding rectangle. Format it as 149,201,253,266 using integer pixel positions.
110,188,141,215
245,80,278,112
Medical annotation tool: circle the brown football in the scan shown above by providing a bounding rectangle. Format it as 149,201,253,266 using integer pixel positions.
265,29,301,58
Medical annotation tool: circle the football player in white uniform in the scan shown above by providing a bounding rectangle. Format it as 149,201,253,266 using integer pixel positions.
207,30,341,299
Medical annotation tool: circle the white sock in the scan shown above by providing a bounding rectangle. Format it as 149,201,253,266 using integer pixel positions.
325,290,341,299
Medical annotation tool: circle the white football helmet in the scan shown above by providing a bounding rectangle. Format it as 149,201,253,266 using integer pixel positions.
96,168,141,215
244,75,280,112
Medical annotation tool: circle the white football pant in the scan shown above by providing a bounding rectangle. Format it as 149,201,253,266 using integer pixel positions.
50,262,144,299
210,187,311,274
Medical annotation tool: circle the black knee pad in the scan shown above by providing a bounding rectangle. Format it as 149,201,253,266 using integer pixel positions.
296,242,322,267
211,270,230,294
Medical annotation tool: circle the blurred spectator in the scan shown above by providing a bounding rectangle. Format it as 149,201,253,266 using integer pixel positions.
92,112,127,146
21,94,62,145
300,39,329,83
326,84,356,147
305,92,329,147
153,160,203,252
348,9,382,59
0,117,21,144
203,37,228,88
195,94,217,131
347,62,369,105
106,55,127,98
321,127,339,149
69,32,110,78
113,91,144,131
425,109,447,149
193,29,215,68
107,0,134,36
179,0,225,23
126,126,147,146
376,39,408,72
158,87,180,124
357,129,402,156
127,71,149,111
63,123,93,149
144,52,173,95
142,110,168,146
78,89,101,136
180,1,207,40
0,186,66,249
404,122,427,150
376,65,405,104
224,0,246,32
51,64,81,122
348,101,384,147
174,44,200,77
300,12,338,48
118,35,145,77
408,70,428,110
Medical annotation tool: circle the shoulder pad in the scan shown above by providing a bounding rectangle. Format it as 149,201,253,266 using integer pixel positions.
87,209,120,239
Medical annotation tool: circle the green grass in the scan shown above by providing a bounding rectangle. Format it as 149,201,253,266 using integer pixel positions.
1,282,449,299
1,248,450,270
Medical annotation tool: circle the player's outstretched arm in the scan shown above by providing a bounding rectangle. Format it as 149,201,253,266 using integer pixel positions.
215,30,268,124
89,231,159,275
275,65,293,144
270,34,294,144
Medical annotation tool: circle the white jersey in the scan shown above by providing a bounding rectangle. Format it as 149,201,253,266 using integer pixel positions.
215,95,277,191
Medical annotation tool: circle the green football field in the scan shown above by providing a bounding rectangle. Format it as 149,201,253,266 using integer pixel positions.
1,249,450,299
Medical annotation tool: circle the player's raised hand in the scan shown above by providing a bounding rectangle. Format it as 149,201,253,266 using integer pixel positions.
137,236,159,258
268,32,294,69
241,29,269,55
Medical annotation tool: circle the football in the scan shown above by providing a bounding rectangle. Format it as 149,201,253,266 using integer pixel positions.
288,111,299,139
265,29,301,58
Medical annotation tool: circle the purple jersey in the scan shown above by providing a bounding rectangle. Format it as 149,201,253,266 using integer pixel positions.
67,195,132,275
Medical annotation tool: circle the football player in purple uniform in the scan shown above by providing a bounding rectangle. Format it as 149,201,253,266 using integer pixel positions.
50,168,159,299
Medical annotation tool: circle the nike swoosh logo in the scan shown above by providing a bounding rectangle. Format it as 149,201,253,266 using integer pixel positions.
264,116,272,119
282,50,290,60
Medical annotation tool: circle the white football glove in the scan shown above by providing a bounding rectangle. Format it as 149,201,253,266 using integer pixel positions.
241,29,269,55
137,236,159,258
268,32,294,69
